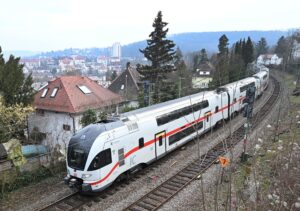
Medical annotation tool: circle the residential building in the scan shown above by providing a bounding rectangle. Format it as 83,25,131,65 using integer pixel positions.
192,62,214,89
257,54,283,66
72,55,86,65
20,58,41,69
109,66,141,107
28,76,123,153
112,42,121,59
292,41,300,60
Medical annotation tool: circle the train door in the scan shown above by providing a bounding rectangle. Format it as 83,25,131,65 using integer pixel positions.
155,131,166,159
204,111,211,131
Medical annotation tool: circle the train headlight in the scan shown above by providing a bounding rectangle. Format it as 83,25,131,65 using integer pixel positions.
82,174,92,179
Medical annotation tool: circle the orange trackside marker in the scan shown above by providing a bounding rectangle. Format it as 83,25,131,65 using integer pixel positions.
219,156,230,167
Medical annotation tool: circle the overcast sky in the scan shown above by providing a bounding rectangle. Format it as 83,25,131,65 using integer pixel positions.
0,0,299,52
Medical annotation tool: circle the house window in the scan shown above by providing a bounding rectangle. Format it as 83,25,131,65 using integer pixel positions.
121,84,124,90
41,88,48,98
50,87,59,98
63,124,71,131
77,85,92,94
139,138,144,148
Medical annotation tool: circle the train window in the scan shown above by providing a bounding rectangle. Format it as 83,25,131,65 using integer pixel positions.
139,138,144,148
156,100,209,126
88,148,112,171
159,136,163,146
68,148,86,170
234,98,237,103
240,82,255,92
169,121,203,145
215,106,219,113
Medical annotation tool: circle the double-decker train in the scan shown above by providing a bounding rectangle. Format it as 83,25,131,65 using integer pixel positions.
64,68,269,192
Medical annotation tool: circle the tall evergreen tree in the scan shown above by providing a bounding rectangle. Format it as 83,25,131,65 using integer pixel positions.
192,48,208,72
192,53,200,72
244,37,254,66
218,35,229,56
234,40,242,55
174,47,191,97
199,48,208,64
275,36,287,57
1,55,25,105
0,49,34,106
0,47,5,91
212,34,229,87
19,73,35,106
256,37,269,56
231,40,246,80
138,11,176,103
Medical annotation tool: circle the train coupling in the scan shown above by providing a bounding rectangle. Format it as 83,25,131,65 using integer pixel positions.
64,176,81,188
64,176,92,192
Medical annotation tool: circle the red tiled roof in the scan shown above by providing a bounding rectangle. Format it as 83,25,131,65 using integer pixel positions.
34,76,123,114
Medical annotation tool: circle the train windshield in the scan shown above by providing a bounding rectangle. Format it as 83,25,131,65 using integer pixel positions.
68,148,86,170
67,124,106,171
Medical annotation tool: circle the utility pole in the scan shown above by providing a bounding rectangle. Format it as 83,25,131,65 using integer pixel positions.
125,74,128,101
143,81,150,106
294,60,300,93
178,77,182,98
241,85,256,162
143,80,152,106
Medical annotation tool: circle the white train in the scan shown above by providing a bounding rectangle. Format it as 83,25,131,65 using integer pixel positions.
64,69,269,192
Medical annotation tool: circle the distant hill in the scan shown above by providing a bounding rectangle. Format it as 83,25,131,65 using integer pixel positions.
3,50,41,60
123,30,288,57
27,30,287,58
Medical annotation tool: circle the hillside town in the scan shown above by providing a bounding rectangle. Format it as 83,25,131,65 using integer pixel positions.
1,3,300,211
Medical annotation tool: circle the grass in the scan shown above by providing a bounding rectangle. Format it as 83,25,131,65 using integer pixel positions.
282,72,300,103
0,167,52,199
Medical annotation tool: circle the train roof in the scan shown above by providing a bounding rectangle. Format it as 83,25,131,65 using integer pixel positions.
221,77,255,91
115,74,265,124
253,70,268,77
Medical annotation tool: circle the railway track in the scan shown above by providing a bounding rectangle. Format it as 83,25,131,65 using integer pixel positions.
39,192,90,211
39,76,280,211
123,76,281,211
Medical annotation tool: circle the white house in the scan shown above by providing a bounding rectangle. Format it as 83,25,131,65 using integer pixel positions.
28,76,123,154
192,62,214,89
72,55,86,65
292,41,300,60
192,77,212,89
257,54,283,66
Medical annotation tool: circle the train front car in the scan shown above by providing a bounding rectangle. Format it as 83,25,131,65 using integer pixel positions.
64,122,121,192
